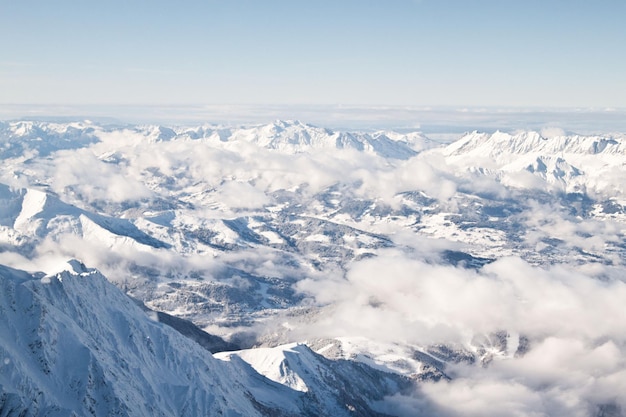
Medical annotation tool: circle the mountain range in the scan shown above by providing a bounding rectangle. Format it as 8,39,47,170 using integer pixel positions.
1,120,625,416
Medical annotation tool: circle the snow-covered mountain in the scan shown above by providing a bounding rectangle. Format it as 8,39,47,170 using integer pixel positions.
0,261,418,416
0,119,430,160
440,130,626,197
0,120,100,158
219,120,426,159
444,130,626,158
1,119,626,416
0,185,168,251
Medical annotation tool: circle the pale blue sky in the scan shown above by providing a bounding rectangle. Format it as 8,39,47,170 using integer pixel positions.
1,0,625,108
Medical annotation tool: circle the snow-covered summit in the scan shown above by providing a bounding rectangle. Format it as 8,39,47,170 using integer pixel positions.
438,130,626,197
0,120,431,160
187,119,428,159
0,184,170,251
0,261,413,416
0,120,99,158
443,130,626,160
0,261,278,416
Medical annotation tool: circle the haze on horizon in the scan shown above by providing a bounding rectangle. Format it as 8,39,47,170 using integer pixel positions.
1,0,625,110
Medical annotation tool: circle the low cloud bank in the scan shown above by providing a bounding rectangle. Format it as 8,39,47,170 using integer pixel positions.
296,250,626,416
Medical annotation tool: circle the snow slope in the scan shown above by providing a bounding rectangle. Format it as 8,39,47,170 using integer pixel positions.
175,119,429,159
0,261,271,416
0,121,99,159
0,261,418,416
440,130,626,197
0,184,169,252
216,343,413,416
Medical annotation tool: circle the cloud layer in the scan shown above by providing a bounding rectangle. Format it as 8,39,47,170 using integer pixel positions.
296,251,626,415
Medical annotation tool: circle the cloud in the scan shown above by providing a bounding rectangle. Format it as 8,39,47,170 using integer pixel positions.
412,335,626,416
214,181,270,210
297,251,626,341
34,147,153,204
292,245,626,415
540,126,566,139
519,200,624,265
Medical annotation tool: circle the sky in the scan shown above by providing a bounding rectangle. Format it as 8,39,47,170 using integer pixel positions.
1,0,626,110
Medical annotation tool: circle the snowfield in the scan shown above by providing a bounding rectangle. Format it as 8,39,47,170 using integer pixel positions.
1,119,626,416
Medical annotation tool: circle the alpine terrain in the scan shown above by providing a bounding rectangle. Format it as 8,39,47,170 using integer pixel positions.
1,120,625,416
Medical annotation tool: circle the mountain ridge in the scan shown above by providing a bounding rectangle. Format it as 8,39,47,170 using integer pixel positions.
0,260,418,416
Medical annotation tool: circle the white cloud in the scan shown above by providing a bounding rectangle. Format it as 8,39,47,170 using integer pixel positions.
540,127,566,139
40,148,153,203
293,246,626,415
215,181,270,210
412,335,626,416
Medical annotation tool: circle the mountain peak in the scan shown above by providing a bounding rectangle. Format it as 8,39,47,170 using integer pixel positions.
272,119,307,128
223,121,420,158
445,130,626,158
